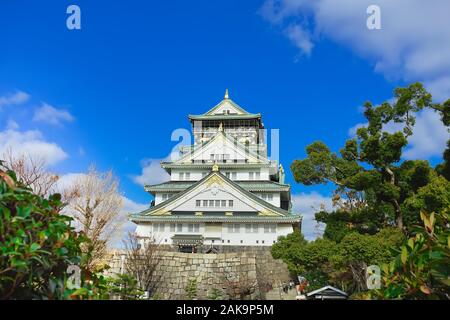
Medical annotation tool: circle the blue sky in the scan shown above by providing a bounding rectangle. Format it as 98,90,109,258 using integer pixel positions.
1,0,449,240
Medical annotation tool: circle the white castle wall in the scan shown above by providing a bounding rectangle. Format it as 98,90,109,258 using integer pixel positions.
135,223,293,246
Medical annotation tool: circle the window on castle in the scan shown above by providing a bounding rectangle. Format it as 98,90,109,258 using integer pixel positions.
231,172,237,180
249,171,260,180
185,172,190,180
252,224,259,233
179,172,184,180
188,224,194,232
264,225,270,233
177,224,182,232
170,223,175,232
228,224,240,233
162,193,173,201
268,194,273,201
270,225,276,233
153,223,165,232
245,224,251,233
198,199,235,207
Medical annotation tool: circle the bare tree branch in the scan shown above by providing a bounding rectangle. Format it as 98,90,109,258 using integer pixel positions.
63,165,124,271
123,232,162,296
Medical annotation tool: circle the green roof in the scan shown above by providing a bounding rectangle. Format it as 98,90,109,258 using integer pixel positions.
189,96,261,121
130,214,301,223
171,234,204,245
145,180,290,194
188,113,261,121
160,162,274,169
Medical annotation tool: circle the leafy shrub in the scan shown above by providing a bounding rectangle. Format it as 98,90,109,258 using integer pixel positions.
0,163,108,299
106,273,144,300
372,211,450,299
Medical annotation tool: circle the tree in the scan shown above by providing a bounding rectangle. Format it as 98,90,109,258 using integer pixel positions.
123,232,162,297
291,83,449,232
272,228,403,294
332,229,404,292
106,273,143,300
223,269,258,300
0,162,108,300
436,140,450,180
2,150,59,197
372,211,450,299
64,166,124,271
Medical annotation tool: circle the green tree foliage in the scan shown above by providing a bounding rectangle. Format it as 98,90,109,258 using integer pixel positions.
285,82,450,298
0,162,108,299
291,83,449,234
272,228,403,293
436,140,450,180
373,211,450,299
106,273,144,300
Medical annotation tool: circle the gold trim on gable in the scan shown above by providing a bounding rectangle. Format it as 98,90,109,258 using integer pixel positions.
205,175,224,187
150,209,172,216
258,210,279,217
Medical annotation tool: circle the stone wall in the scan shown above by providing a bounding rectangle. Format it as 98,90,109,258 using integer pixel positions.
105,247,292,300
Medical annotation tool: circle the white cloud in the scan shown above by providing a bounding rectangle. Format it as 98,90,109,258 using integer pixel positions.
0,91,30,108
107,196,148,248
6,119,19,130
285,24,314,56
0,128,68,166
132,158,171,186
402,110,449,159
55,173,85,192
261,0,450,101
33,103,75,125
291,192,332,240
348,109,449,160
119,196,149,240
